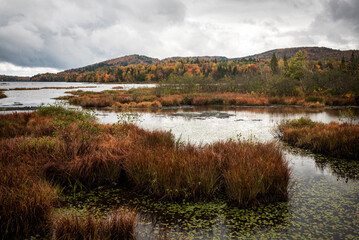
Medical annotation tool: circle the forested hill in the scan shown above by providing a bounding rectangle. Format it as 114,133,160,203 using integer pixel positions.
163,56,228,62
64,47,358,74
26,46,359,82
242,47,359,61
65,55,160,74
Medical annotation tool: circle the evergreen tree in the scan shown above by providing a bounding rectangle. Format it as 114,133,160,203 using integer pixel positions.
349,52,357,73
340,56,346,71
283,54,289,74
288,50,308,81
270,53,279,74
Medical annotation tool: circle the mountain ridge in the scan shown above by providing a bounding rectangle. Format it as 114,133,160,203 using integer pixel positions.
242,46,359,61
63,47,359,74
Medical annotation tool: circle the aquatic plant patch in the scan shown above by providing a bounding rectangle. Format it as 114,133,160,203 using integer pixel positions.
0,105,291,239
277,117,359,160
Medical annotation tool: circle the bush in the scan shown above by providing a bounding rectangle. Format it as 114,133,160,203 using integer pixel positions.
305,96,323,103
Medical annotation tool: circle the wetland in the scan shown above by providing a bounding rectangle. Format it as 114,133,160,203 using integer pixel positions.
0,82,358,239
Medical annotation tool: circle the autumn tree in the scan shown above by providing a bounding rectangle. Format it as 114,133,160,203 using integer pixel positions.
288,50,308,81
340,56,346,71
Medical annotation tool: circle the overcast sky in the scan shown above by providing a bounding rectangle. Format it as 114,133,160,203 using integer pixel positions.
1,0,358,76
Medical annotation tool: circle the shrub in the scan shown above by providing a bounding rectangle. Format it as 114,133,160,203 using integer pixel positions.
209,97,224,105
305,96,323,103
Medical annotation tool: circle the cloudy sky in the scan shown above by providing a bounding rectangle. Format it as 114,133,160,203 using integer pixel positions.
1,0,358,76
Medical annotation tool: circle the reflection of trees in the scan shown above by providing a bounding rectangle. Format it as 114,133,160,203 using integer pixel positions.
108,106,334,115
315,156,359,181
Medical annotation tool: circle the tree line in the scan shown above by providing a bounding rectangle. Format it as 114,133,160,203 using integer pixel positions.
31,51,359,97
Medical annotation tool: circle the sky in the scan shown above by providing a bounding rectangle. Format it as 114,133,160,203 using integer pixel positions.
0,0,358,76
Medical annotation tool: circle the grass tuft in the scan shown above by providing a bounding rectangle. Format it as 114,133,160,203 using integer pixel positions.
278,117,359,160
52,209,137,240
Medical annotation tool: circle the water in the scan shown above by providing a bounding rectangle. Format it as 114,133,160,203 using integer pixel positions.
98,106,348,144
2,82,359,239
0,81,156,108
93,108,359,239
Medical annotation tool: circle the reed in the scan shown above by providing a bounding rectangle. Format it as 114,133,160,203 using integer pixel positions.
63,88,359,110
0,106,291,239
69,95,114,108
213,141,290,207
123,138,290,206
52,209,137,240
0,163,57,239
278,117,359,160
0,90,6,98
0,112,53,138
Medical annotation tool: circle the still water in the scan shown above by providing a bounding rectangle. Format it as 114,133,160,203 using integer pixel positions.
94,106,359,239
0,81,156,108
1,82,359,239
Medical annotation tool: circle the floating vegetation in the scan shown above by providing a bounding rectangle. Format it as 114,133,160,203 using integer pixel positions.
63,167,359,240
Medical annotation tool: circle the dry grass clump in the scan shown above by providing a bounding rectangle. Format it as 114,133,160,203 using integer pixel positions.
214,141,290,207
0,112,53,138
52,209,137,240
124,144,222,200
124,139,290,207
115,101,162,109
159,94,183,106
219,93,269,106
324,96,356,106
63,87,359,110
0,163,57,239
0,105,291,238
278,117,359,160
0,90,6,98
70,95,114,108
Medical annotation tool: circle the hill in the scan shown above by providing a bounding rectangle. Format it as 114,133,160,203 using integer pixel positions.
64,47,359,74
0,75,30,82
65,54,160,73
162,56,228,62
241,47,359,61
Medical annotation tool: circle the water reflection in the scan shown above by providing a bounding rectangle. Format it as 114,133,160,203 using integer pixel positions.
97,106,353,144
2,83,359,238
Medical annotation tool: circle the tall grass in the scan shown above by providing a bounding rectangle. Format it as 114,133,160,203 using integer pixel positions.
0,162,57,239
124,140,290,206
277,117,359,160
0,90,6,99
0,105,291,238
64,88,356,110
0,112,53,138
214,141,290,207
52,209,137,240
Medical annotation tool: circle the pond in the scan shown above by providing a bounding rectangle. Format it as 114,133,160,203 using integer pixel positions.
93,106,359,239
0,81,156,109
1,82,359,239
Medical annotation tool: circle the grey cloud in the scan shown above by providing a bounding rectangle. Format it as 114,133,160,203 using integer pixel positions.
283,0,359,49
0,0,358,75
327,0,359,32
0,0,186,69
